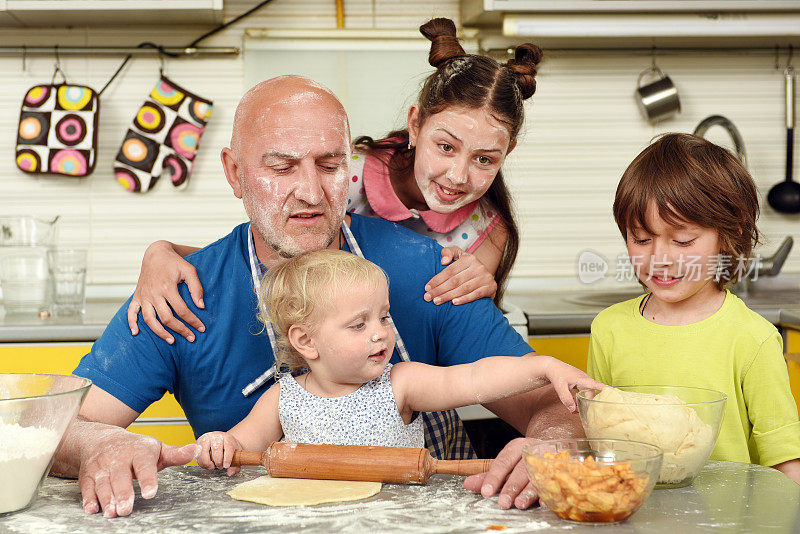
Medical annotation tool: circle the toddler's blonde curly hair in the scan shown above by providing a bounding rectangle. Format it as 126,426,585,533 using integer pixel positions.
258,249,389,372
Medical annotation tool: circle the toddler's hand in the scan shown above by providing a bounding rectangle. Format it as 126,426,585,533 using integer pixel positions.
196,431,243,476
541,356,606,414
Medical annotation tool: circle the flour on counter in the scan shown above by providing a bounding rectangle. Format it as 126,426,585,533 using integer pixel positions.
0,423,61,514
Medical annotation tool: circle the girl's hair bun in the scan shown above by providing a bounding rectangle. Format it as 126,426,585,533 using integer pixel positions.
420,17,466,68
506,43,544,99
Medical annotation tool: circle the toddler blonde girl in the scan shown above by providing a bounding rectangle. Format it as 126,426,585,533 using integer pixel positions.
196,250,602,473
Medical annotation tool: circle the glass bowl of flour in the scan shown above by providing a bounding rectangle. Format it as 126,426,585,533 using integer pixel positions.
577,386,726,488
0,373,91,516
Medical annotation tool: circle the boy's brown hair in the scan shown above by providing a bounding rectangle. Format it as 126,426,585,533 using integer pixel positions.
613,133,760,288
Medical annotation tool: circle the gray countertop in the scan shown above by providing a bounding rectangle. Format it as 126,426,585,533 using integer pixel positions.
1,462,798,533
507,284,800,335
0,300,121,343
3,281,800,343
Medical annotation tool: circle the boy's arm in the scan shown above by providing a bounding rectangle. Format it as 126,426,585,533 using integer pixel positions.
391,354,603,417
773,459,800,485
743,333,800,469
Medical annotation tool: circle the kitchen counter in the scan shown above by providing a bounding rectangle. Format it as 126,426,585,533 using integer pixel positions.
507,283,800,335
507,289,616,335
1,462,798,533
0,299,121,342
3,279,800,342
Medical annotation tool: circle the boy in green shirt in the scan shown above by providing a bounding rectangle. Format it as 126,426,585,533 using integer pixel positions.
587,133,800,484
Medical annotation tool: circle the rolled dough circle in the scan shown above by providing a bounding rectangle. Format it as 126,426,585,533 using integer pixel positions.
227,476,382,507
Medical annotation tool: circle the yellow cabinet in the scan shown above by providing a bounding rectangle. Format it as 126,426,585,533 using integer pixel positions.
529,335,590,372
0,343,195,447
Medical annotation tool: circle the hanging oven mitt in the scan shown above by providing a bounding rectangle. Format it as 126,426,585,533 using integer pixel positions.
114,75,213,193
16,69,99,178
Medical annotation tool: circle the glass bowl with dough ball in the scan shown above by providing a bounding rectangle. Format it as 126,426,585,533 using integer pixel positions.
577,386,727,488
523,438,662,524
0,373,91,516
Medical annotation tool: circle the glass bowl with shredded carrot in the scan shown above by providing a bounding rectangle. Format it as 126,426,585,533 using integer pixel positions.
523,438,662,524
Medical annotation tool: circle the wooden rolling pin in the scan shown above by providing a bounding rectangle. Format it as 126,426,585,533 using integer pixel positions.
231,442,493,484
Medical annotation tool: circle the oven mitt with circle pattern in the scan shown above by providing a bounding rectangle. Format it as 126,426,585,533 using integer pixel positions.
16,80,99,177
114,75,212,192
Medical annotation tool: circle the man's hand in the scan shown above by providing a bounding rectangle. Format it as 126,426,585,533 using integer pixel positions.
127,240,205,344
463,438,541,510
469,384,587,509
76,425,197,518
424,247,497,305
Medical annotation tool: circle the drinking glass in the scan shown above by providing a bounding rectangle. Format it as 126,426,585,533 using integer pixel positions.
0,249,49,314
47,249,87,316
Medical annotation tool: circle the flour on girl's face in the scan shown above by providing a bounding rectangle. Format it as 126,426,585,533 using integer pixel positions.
411,107,511,214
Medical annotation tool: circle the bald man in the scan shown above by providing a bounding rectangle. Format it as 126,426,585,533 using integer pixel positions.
54,76,582,518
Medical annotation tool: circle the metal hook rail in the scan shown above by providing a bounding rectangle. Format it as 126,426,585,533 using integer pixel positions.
486,45,797,56
0,46,239,57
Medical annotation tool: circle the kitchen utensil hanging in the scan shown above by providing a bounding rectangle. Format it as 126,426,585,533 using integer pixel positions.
767,60,799,214
113,54,213,193
635,50,681,123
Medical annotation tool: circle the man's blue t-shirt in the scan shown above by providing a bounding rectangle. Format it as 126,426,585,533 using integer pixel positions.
74,214,532,437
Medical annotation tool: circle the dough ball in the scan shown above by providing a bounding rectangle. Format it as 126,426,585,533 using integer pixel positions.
583,388,714,484
227,475,382,507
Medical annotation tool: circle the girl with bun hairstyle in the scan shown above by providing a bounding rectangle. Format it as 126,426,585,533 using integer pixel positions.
127,17,543,344
353,18,541,307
